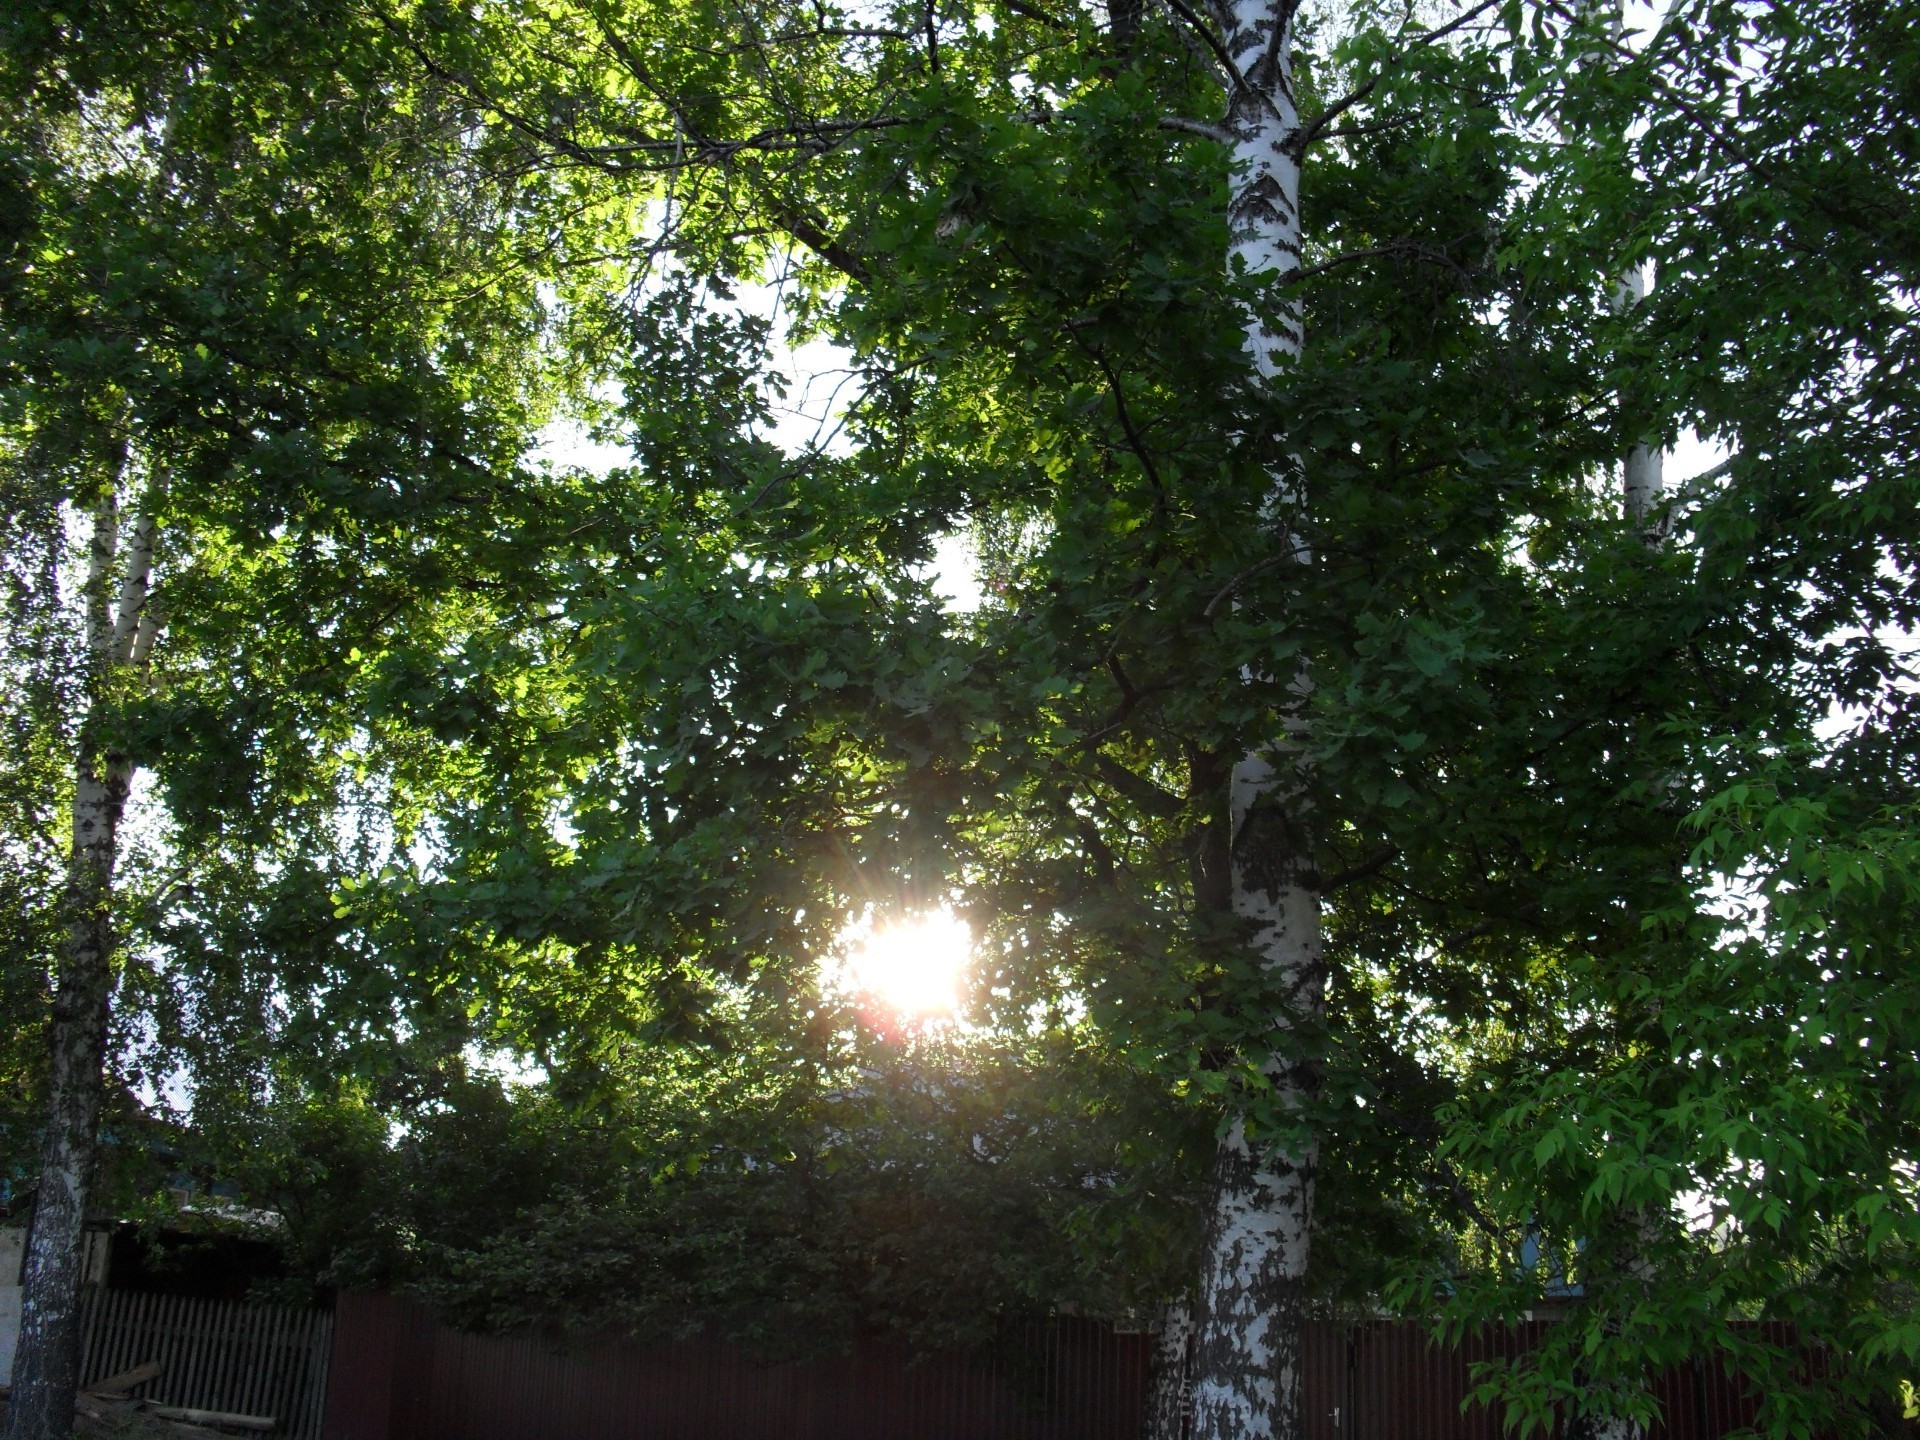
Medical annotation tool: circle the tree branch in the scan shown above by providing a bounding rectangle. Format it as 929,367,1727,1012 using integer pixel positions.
109,495,160,666
1293,0,1504,156
1159,115,1233,145
1202,545,1311,618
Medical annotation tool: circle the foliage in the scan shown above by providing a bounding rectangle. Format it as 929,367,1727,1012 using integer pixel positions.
1,0,1915,1432
189,1011,1209,1355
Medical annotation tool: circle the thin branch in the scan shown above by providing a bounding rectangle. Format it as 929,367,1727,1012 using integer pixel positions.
1281,243,1402,286
1293,0,1504,155
1159,115,1233,145
1161,0,1265,112
1067,331,1170,505
1202,545,1312,617
1320,847,1397,890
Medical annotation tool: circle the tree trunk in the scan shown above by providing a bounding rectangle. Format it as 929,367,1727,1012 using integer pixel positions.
7,766,128,1440
1142,1301,1194,1440
1585,12,1661,1434
1187,3,1323,1439
6,494,157,1440
1615,263,1664,528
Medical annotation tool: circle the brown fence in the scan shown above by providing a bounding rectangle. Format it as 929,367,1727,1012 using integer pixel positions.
323,1294,1788,1440
323,1294,1151,1440
78,1287,334,1440
1299,1321,1788,1440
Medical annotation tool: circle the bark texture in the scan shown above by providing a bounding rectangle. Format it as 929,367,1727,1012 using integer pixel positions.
1188,3,1324,1439
6,496,157,1440
1142,1301,1194,1440
1614,263,1664,526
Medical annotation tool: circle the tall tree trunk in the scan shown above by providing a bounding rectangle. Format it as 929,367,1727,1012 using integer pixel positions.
1615,263,1663,529
1575,10,1661,1435
7,494,158,1440
1188,4,1323,1439
1142,1300,1194,1440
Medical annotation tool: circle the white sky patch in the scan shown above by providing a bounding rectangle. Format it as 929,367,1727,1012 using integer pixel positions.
1665,427,1728,490
462,1041,550,1089
534,418,630,473
927,529,984,611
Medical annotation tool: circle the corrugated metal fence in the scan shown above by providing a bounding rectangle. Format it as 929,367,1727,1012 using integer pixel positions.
324,1294,1151,1440
79,1288,333,1440
1295,1321,1793,1440
323,1294,1799,1440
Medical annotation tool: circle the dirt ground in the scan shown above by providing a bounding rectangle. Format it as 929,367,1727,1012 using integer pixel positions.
0,1396,240,1440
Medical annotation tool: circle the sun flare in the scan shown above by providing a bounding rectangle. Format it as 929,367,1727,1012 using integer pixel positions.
831,909,972,1021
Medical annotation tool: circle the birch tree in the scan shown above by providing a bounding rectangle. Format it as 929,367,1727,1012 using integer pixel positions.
1188,1,1320,1433
284,0,1920,1427
4,467,160,1434
0,7,561,1431
359,7,1550,1437
1414,2,1920,1433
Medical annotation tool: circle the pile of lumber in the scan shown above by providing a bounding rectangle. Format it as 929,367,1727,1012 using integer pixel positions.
2,1363,276,1434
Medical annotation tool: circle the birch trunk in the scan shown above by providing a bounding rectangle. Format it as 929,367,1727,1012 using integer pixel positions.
6,494,159,1440
1144,1305,1190,1436
1577,10,1660,1434
1188,3,1324,1438
1142,1301,1194,1440
1614,263,1663,528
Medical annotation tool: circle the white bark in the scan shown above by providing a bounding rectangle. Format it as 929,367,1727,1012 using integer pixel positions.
1612,265,1664,526
1142,1301,1194,1440
108,504,159,665
1188,3,1324,1439
7,484,161,1440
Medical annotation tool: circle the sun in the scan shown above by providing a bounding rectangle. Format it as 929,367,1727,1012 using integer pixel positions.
830,908,973,1022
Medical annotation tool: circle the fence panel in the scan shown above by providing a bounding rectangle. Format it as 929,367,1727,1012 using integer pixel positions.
326,1295,1153,1440
325,1295,1823,1440
78,1288,333,1440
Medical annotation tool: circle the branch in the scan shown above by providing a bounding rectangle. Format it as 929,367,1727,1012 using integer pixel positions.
1284,238,1481,294
763,197,869,281
1281,243,1400,286
1094,754,1186,819
1064,329,1169,505
1320,847,1397,890
1159,115,1233,145
128,605,164,675
381,8,905,173
1161,0,1266,115
1001,0,1073,29
1293,0,1504,156
109,499,160,666
1668,454,1735,505
1202,545,1311,618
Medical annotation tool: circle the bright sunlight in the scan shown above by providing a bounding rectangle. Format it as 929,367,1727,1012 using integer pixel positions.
829,908,973,1023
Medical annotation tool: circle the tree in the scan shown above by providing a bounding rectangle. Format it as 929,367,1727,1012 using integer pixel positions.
369,0,1918,1431
346,3,1617,1435
1421,1,1920,1433
0,3,564,1430
182,1008,1209,1355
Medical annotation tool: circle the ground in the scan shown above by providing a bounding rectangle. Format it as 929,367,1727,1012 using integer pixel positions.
0,1396,252,1440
